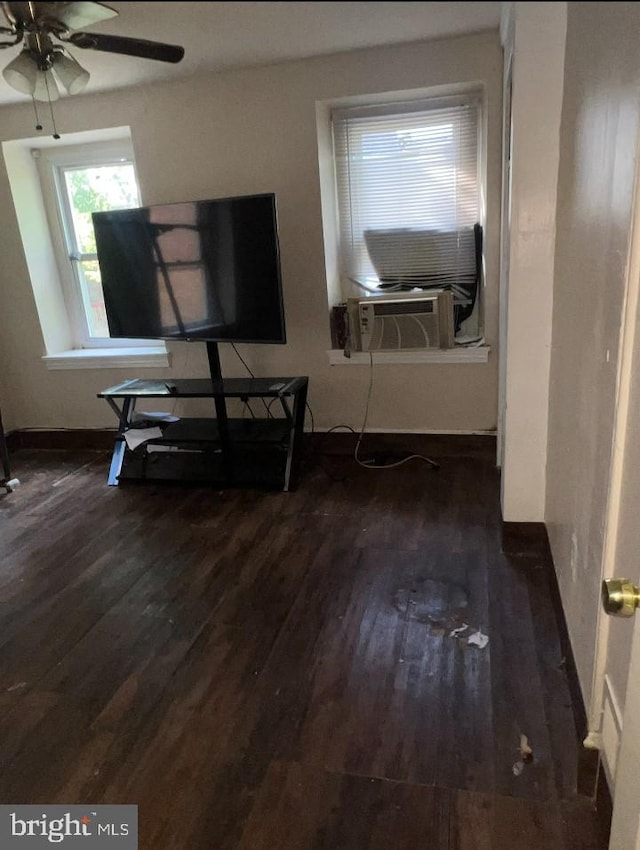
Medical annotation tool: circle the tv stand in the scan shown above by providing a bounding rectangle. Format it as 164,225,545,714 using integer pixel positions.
0,405,18,493
98,344,309,491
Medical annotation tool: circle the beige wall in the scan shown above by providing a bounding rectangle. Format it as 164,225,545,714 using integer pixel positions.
546,2,640,712
0,32,502,433
500,2,566,522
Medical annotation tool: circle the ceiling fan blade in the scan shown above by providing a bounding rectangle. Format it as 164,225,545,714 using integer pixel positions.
1,2,17,27
5,2,117,31
44,2,118,31
69,31,184,63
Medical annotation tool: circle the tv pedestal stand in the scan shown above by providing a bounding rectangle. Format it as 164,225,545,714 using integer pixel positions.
98,342,309,492
0,406,19,494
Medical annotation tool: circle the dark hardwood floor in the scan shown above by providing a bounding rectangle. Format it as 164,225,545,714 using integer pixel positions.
0,439,607,849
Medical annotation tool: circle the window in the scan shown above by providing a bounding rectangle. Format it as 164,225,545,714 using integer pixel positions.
38,139,144,348
3,129,168,369
332,95,482,335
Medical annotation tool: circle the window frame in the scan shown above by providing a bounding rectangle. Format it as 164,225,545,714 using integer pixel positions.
36,138,149,350
330,92,484,315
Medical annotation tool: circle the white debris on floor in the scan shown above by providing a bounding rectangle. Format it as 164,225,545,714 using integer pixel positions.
467,630,489,649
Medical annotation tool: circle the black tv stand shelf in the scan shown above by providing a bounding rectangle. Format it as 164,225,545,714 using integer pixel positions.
98,372,309,492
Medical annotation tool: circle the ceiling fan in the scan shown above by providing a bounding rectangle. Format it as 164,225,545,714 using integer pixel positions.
0,1,184,108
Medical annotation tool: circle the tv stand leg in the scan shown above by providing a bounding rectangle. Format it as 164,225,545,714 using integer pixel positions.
207,340,234,484
283,381,308,491
106,396,135,486
107,440,127,486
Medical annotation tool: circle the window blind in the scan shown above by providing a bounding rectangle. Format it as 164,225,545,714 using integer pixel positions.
332,97,480,293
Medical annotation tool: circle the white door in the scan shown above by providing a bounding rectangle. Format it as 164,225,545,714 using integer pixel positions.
606,321,640,847
604,185,640,847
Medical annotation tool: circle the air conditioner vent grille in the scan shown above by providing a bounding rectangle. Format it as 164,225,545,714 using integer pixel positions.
371,315,438,349
373,301,434,317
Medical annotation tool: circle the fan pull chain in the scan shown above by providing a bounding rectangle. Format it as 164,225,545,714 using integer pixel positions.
43,71,60,139
31,96,43,132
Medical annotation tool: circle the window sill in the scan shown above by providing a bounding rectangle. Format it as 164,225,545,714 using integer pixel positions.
42,346,170,370
327,346,490,365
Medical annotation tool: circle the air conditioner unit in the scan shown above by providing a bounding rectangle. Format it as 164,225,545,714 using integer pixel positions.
347,290,455,352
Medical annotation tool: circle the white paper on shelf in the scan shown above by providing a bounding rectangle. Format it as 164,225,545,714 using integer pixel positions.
146,445,207,454
124,427,164,451
132,411,180,423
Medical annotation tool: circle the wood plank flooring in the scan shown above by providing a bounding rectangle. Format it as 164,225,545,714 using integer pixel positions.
0,441,606,848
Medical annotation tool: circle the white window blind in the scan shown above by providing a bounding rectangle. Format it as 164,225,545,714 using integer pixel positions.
332,97,481,295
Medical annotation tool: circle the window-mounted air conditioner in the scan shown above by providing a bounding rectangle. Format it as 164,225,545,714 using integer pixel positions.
347,290,455,352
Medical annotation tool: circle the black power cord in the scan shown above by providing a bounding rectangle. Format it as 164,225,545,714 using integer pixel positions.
320,354,440,480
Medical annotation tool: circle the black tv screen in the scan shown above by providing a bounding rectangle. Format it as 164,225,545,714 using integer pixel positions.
93,193,286,344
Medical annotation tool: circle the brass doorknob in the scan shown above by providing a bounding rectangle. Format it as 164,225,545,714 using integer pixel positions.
602,578,640,618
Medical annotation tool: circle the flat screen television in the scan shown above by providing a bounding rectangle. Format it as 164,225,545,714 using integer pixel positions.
93,193,286,344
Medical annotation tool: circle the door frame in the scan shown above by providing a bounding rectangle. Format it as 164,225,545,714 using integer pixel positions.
497,12,514,470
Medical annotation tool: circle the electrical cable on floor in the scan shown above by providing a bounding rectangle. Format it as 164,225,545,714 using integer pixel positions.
354,352,439,471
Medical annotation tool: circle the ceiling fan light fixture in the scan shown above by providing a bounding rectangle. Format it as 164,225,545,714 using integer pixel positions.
32,67,60,103
1,0,185,138
52,50,90,95
2,50,39,96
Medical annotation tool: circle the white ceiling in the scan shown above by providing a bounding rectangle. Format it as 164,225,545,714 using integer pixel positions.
0,1,502,106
